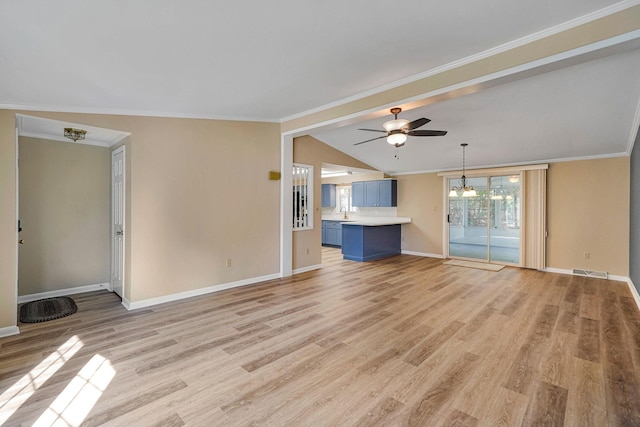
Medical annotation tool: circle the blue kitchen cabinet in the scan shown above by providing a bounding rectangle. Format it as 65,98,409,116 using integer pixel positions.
352,180,397,207
322,220,328,245
341,224,401,261
351,181,364,207
322,220,342,247
322,184,336,207
377,180,397,207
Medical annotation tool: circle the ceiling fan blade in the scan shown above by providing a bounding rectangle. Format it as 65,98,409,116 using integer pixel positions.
408,130,448,136
358,128,387,133
405,117,431,130
354,135,387,145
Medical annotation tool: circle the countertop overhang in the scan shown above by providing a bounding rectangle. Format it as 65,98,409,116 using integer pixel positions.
322,216,411,226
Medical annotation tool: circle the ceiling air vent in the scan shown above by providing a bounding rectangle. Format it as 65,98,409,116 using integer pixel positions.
572,269,608,279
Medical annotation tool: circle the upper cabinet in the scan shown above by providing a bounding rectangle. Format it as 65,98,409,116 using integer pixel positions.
352,179,397,207
321,183,336,207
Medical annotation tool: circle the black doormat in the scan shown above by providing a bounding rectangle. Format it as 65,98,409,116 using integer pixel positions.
19,296,78,323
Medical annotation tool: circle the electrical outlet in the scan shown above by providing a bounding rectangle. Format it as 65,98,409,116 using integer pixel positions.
583,252,590,260
225,258,232,267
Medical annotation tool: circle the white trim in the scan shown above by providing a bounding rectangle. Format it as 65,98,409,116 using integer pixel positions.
14,126,19,333
122,273,281,310
281,134,293,278
293,264,323,274
18,131,114,148
625,278,640,312
0,326,20,338
544,267,573,275
4,103,279,124
393,153,628,176
627,99,640,155
111,145,126,299
401,250,446,259
438,164,548,178
442,177,450,259
16,114,130,147
292,163,314,230
17,283,111,304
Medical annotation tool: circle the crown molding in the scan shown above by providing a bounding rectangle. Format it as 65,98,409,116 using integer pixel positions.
2,103,280,124
281,1,640,123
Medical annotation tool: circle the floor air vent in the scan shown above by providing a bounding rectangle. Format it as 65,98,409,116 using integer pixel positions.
572,269,608,279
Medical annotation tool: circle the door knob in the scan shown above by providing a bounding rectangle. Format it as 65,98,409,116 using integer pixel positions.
18,239,24,244
116,231,124,236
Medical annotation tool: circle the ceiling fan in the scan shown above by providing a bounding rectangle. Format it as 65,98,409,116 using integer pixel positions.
354,107,447,147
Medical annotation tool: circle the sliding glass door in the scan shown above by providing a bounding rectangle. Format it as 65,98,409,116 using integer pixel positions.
448,175,520,264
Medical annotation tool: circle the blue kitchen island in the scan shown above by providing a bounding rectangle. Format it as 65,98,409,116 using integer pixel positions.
341,217,411,262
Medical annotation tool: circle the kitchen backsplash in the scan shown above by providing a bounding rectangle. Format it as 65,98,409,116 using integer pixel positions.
322,206,398,217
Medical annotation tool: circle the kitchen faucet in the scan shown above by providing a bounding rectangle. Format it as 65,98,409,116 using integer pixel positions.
340,206,348,219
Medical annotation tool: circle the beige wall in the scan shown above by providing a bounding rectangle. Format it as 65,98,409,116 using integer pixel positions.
0,111,18,330
396,172,444,256
18,137,111,295
293,135,375,270
0,110,281,332
547,157,629,276
395,157,630,276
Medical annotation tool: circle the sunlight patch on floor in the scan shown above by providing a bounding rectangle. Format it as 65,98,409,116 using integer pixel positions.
0,335,83,425
33,354,116,427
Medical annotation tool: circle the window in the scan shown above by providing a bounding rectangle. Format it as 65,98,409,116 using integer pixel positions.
293,164,313,230
338,186,357,213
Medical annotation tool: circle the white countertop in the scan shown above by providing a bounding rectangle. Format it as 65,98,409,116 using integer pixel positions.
322,216,411,226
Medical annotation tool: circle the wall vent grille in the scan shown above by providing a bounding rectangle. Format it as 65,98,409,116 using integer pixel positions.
572,269,608,279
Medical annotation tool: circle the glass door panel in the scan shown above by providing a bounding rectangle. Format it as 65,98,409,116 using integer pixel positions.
488,176,520,263
448,177,489,260
448,175,521,264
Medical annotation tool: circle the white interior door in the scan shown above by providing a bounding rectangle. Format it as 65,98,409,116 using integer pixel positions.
111,147,125,298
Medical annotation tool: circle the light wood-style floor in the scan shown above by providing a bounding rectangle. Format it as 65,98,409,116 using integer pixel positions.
2,248,640,426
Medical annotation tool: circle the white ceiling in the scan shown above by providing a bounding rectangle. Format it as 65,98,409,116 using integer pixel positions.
311,46,640,174
2,0,640,172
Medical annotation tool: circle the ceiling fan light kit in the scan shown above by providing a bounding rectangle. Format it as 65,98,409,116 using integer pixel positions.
354,107,447,149
387,131,407,146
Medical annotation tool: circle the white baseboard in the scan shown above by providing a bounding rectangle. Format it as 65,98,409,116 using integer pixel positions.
401,250,446,259
18,283,111,304
293,264,323,274
124,273,281,310
623,278,640,312
0,326,20,339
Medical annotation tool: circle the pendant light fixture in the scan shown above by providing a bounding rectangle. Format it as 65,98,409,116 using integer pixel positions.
449,143,477,197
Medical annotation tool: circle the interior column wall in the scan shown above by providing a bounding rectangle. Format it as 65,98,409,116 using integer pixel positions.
0,111,18,332
630,127,640,293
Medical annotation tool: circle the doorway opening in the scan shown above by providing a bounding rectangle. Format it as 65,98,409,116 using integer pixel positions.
15,114,129,308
